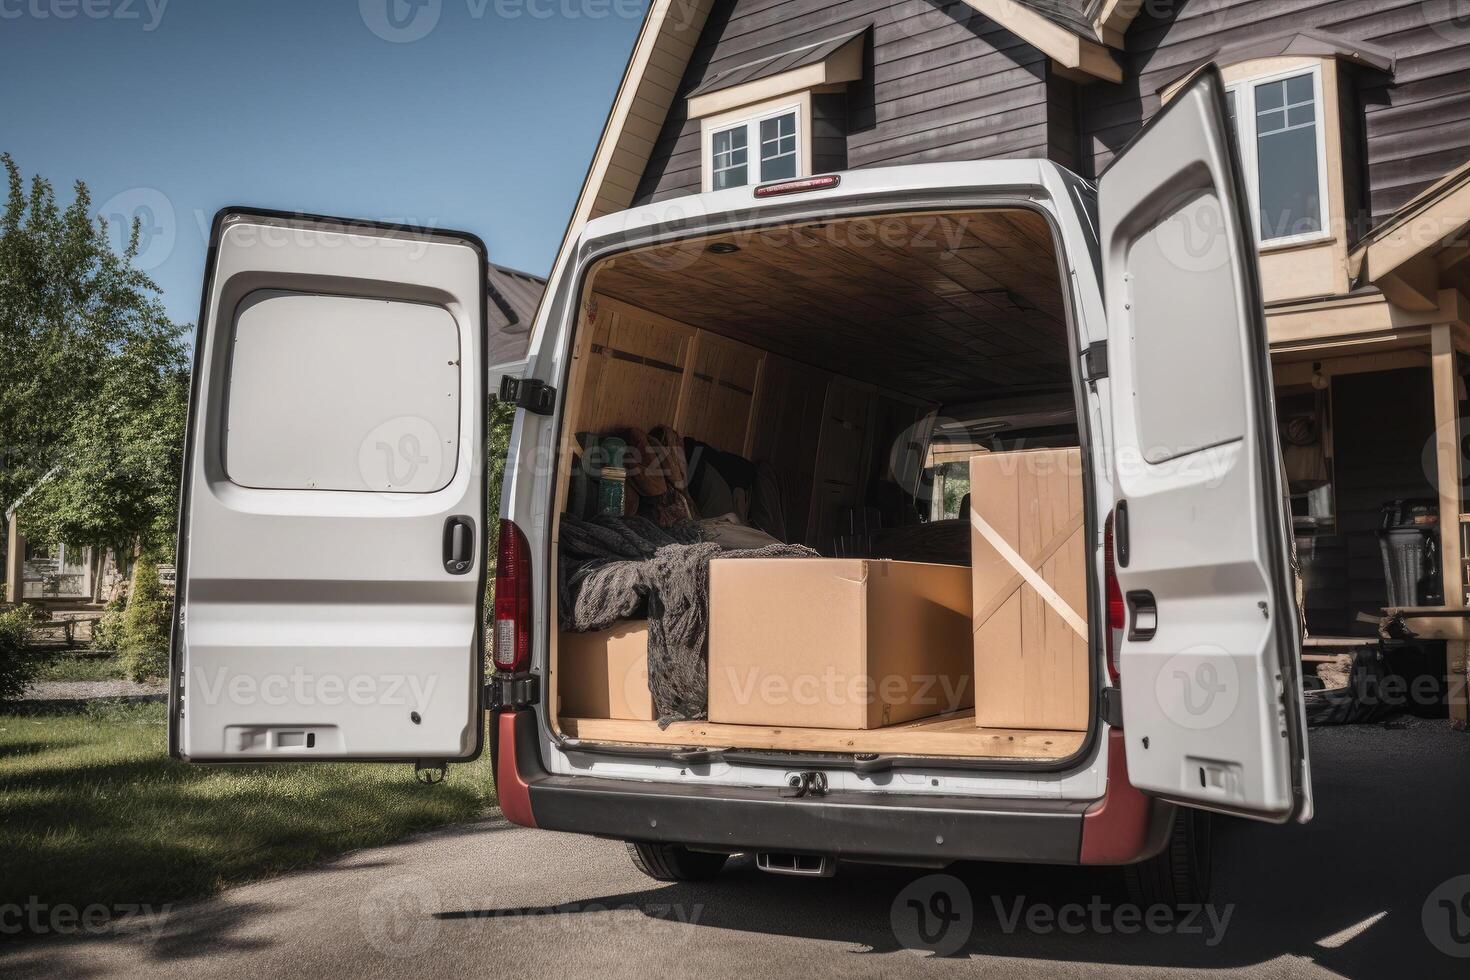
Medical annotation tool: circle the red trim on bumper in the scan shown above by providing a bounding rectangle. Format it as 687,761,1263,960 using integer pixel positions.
495,711,537,828
1079,729,1153,865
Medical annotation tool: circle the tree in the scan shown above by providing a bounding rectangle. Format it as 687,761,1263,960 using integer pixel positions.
0,154,188,559
117,556,171,680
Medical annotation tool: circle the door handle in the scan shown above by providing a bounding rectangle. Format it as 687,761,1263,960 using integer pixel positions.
1126,590,1157,641
443,516,476,575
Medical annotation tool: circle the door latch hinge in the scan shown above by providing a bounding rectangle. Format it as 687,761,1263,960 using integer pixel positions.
487,671,540,710
498,375,556,416
1081,341,1108,383
1100,686,1123,728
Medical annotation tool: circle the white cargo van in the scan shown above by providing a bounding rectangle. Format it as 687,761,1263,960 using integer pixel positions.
169,70,1311,905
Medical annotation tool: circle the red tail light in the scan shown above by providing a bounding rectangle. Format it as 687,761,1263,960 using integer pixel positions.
1103,511,1125,685
493,519,532,673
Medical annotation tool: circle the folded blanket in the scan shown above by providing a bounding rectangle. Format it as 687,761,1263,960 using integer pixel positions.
559,512,816,725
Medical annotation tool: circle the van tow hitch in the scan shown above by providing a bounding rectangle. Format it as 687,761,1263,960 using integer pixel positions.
780,771,829,798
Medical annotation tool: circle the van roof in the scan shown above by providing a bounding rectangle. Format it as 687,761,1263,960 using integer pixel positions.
580,159,1085,245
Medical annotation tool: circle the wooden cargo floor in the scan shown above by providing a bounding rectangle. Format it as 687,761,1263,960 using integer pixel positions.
559,709,1085,760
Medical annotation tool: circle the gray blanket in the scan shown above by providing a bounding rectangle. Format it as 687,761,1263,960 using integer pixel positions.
560,513,816,725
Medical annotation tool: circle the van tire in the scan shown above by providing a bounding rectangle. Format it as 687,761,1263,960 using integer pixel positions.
1123,808,1213,909
626,842,728,882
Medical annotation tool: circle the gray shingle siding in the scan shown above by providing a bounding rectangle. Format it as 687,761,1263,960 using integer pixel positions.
632,0,1053,205
1080,0,1470,222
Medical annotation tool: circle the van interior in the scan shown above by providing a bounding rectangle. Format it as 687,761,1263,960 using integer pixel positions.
549,208,1095,764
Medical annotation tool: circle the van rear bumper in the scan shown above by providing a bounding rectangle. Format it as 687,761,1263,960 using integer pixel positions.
493,710,1164,866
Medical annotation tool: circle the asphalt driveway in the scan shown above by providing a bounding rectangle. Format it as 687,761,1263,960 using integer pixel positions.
5,719,1468,979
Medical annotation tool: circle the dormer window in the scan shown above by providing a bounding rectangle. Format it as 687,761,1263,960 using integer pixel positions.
1224,65,1329,245
709,104,800,191
688,29,865,194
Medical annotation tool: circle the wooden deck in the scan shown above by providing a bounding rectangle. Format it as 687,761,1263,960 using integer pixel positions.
559,709,1086,760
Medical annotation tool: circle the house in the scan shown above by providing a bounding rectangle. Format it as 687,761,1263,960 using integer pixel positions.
487,262,549,370
536,0,1470,726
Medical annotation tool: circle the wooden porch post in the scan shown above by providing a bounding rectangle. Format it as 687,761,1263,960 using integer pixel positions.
1430,324,1469,728
5,511,24,605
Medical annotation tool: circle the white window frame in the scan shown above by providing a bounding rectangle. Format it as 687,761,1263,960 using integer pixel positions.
1225,63,1331,248
700,96,807,193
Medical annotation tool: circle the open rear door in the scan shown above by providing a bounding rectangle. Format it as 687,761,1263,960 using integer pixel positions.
170,210,487,762
1098,69,1312,822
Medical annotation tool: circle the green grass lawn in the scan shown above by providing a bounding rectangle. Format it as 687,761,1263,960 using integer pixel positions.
0,700,495,924
34,651,128,682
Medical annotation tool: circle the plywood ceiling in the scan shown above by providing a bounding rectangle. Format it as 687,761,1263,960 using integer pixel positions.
589,209,1071,405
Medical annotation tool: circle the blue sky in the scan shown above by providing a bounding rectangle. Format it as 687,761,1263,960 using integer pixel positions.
0,0,645,325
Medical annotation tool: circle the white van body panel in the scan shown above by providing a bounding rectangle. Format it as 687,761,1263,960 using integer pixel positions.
1099,73,1312,822
504,160,1116,802
172,212,487,762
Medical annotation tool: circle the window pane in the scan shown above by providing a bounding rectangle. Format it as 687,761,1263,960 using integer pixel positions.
711,126,748,190
1254,74,1321,239
226,291,461,492
759,111,798,182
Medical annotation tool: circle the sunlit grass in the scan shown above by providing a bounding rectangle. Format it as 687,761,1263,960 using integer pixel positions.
0,700,494,918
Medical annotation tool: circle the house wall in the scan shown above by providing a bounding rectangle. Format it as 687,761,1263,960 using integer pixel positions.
633,0,1057,204
1081,0,1470,222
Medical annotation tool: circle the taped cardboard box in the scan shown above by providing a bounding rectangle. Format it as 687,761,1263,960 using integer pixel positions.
557,621,654,721
708,558,974,730
970,448,1090,731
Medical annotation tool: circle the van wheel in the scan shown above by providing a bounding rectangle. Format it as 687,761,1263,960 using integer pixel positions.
1123,808,1213,909
626,842,728,882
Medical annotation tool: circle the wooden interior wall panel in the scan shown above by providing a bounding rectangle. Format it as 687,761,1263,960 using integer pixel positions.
749,353,828,544
675,331,765,454
808,379,878,550
574,295,694,436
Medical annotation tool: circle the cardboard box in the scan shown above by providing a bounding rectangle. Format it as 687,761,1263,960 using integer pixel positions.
708,559,974,729
969,448,1089,731
557,622,654,721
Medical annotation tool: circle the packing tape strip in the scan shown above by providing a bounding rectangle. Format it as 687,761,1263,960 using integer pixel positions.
970,510,1087,639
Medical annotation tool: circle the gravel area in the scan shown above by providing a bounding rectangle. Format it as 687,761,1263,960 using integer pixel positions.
21,679,168,701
